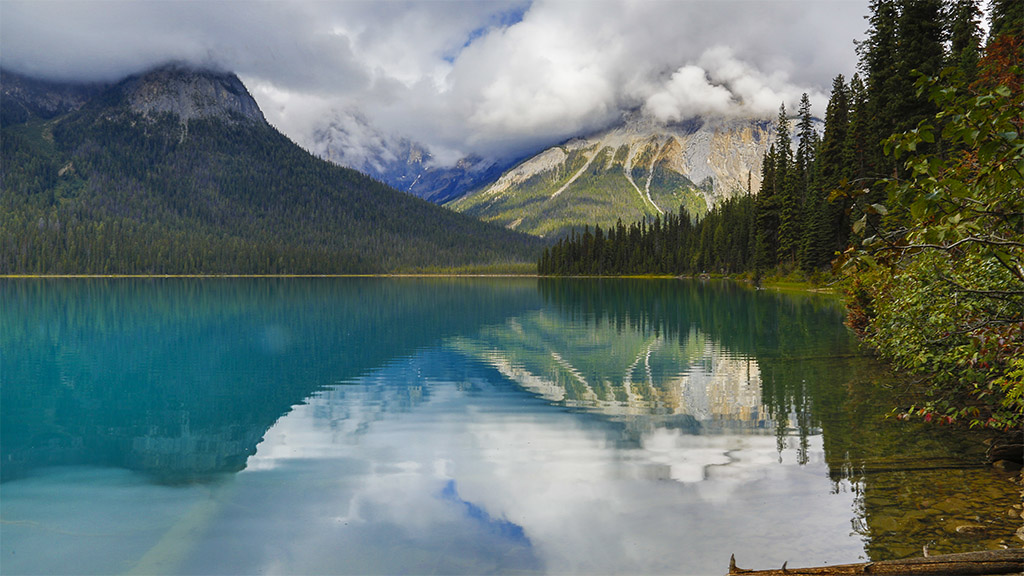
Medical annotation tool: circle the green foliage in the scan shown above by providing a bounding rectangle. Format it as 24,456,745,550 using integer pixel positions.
845,58,1024,429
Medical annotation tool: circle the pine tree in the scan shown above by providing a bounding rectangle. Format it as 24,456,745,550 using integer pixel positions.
842,74,870,184
795,94,817,180
819,75,852,255
755,144,780,271
946,0,983,83
988,0,1024,42
799,134,834,273
859,0,901,177
894,0,946,134
775,103,802,266
819,76,850,190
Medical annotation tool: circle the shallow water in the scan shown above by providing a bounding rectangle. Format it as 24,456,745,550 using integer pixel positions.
1,278,1019,575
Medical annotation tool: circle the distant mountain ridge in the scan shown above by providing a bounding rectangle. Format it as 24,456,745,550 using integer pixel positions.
0,70,107,126
0,64,545,274
308,110,514,204
448,114,775,238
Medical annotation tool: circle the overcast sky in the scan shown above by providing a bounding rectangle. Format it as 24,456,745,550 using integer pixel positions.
2,0,870,163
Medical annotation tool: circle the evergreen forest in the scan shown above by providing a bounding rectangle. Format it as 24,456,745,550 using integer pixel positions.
0,73,545,275
540,0,1023,430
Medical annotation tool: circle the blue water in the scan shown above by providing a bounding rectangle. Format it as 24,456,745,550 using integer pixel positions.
1,278,1017,574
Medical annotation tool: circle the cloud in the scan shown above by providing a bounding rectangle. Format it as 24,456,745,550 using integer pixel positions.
1,0,867,164
644,65,735,121
642,46,830,123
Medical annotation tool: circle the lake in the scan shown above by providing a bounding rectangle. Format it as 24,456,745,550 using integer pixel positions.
2,278,1019,575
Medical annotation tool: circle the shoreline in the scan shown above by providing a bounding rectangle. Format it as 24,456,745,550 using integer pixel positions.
0,273,542,279
0,273,842,294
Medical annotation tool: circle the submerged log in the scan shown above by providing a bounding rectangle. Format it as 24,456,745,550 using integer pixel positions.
727,549,1024,575
986,430,1023,466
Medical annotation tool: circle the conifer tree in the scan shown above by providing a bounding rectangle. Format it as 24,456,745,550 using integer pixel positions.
799,134,834,273
794,94,817,180
842,74,870,184
755,144,780,271
819,76,849,190
946,0,983,83
894,0,946,134
775,103,802,265
859,0,901,177
988,0,1024,42
819,75,852,255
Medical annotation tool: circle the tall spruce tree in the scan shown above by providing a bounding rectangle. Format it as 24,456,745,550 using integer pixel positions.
988,0,1024,42
795,93,817,180
859,0,901,177
894,0,946,134
842,74,870,185
775,103,803,265
945,0,983,83
819,76,849,191
819,75,853,255
855,0,906,238
797,93,837,272
755,144,780,271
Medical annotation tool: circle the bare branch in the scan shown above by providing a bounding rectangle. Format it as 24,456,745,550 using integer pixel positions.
912,237,1024,250
938,272,1024,296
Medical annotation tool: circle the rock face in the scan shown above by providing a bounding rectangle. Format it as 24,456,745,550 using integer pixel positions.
1,64,264,128
447,114,775,238
116,64,266,125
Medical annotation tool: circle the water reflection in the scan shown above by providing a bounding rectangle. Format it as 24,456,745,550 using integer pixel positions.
226,349,855,576
2,278,1019,575
452,316,769,433
0,277,540,483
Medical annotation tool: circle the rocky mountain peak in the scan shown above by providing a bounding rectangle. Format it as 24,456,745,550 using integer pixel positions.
448,114,776,238
119,63,265,125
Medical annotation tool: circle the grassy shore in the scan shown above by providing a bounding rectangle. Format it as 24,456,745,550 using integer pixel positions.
0,269,847,297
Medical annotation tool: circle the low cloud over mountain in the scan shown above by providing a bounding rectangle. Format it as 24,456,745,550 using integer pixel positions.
2,0,866,165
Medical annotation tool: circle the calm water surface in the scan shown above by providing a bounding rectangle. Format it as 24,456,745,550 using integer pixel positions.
1,278,1019,575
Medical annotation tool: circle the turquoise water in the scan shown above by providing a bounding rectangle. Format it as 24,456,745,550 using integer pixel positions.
1,278,1018,574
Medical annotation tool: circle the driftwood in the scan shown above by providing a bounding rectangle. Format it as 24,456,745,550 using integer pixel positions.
986,430,1023,466
727,549,1024,575
987,443,1023,464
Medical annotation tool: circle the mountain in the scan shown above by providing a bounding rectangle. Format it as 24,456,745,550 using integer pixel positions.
447,115,774,238
308,110,513,204
0,70,107,126
0,65,545,274
114,63,265,124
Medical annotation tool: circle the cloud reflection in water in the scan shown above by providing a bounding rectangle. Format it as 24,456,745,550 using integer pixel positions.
227,343,858,575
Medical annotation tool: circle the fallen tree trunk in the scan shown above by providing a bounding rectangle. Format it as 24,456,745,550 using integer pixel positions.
727,549,1024,575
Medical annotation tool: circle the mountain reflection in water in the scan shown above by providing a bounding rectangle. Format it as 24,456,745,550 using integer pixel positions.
1,278,1019,575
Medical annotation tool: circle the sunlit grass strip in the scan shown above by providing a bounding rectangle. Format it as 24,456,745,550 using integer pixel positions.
404,261,539,276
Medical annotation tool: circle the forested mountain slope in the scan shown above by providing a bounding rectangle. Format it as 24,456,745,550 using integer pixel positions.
0,66,545,274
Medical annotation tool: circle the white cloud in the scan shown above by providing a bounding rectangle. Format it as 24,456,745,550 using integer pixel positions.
1,0,867,164
639,46,831,122
644,64,735,121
